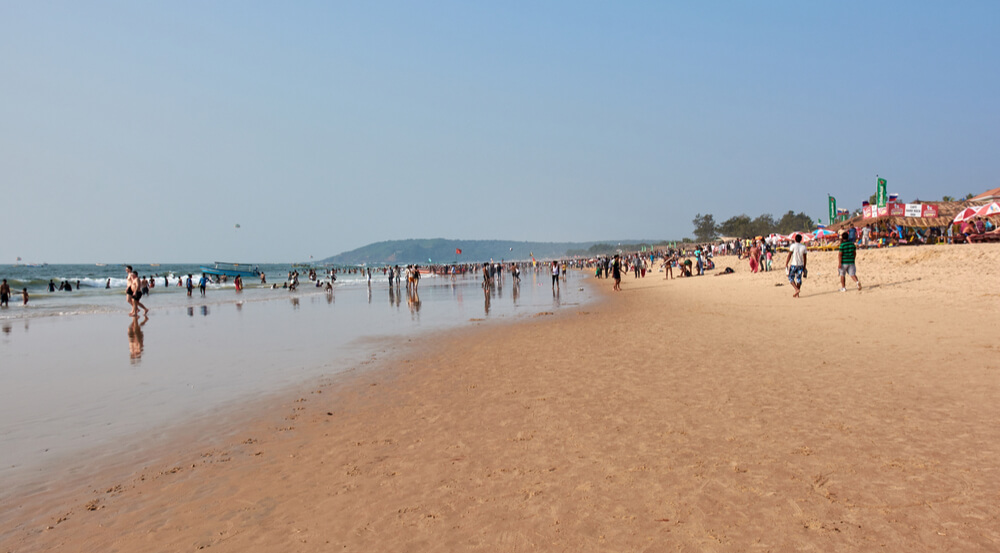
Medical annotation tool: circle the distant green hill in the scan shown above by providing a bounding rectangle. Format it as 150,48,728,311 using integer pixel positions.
320,238,668,265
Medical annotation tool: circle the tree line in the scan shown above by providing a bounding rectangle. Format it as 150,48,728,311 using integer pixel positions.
692,211,816,242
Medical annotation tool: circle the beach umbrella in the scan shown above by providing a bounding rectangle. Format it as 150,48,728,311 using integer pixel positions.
975,202,1000,218
813,228,837,239
952,207,981,224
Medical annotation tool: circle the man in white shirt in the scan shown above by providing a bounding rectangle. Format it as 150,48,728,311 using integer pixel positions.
784,234,808,298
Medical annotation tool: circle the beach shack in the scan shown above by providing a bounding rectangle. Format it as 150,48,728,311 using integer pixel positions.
829,201,980,245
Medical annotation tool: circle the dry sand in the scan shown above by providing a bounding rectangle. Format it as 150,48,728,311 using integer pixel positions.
3,244,999,552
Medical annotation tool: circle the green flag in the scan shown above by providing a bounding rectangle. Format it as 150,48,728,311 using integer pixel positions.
877,178,887,208
828,196,837,224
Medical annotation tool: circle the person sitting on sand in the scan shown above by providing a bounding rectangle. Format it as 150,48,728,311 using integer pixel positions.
960,220,975,244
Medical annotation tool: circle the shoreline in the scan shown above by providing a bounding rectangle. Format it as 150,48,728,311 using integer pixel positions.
3,244,1000,551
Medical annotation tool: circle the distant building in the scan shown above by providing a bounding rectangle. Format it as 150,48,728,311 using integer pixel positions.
971,187,1000,202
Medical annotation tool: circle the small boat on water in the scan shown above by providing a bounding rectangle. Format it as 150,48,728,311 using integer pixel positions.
199,262,261,278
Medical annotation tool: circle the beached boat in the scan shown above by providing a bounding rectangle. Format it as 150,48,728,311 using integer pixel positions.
199,262,261,278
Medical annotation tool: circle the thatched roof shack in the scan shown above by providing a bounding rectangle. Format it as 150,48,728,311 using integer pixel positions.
830,201,984,230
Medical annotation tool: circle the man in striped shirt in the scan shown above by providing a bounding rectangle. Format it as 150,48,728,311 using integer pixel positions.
838,232,861,292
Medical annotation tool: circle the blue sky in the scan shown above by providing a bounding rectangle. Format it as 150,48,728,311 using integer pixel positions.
2,1,997,263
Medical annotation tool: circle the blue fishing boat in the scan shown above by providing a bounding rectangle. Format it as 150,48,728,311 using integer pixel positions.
199,262,261,278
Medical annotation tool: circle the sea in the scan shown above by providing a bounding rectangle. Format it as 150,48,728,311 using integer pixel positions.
0,263,349,320
0,262,595,495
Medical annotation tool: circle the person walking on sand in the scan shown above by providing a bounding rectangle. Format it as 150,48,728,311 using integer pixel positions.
611,254,623,291
837,231,861,292
125,267,136,312
784,234,807,298
748,241,760,273
126,266,149,316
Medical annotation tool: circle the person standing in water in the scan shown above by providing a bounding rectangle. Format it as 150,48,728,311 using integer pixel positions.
0,279,10,307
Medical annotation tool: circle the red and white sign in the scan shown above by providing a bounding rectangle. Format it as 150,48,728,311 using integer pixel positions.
863,202,940,219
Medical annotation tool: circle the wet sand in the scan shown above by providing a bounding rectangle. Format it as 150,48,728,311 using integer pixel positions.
0,273,591,490
3,244,999,551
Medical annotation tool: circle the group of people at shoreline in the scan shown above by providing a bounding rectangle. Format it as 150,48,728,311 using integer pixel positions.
3,221,994,313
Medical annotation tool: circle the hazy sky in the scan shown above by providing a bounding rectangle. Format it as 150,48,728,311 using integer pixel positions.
3,1,998,263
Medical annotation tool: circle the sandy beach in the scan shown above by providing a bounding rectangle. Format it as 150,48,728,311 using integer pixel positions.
3,244,999,552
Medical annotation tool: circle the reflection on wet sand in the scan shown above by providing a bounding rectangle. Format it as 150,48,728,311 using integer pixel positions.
407,288,421,316
128,315,147,363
